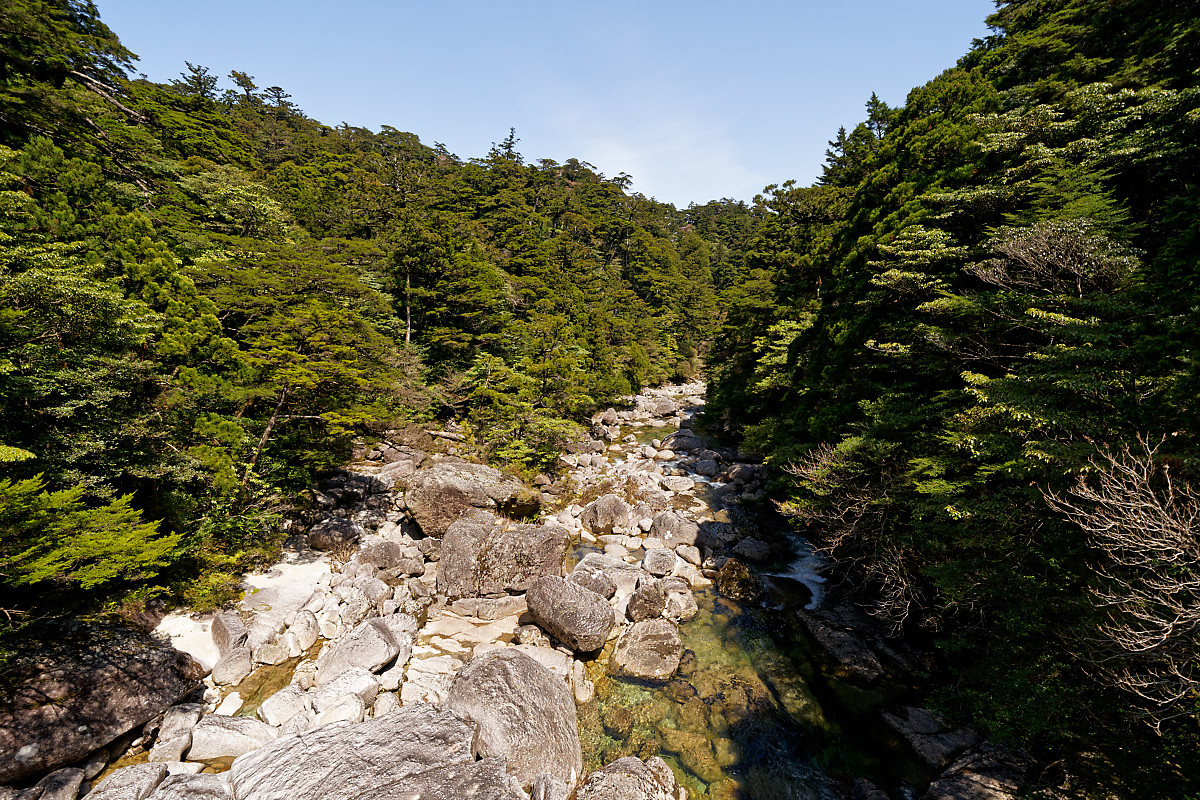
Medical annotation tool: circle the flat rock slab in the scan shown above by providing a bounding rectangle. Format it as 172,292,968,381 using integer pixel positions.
447,648,582,788
187,715,278,761
0,621,203,783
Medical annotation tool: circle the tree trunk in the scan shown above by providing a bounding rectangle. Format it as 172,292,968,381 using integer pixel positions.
238,389,289,503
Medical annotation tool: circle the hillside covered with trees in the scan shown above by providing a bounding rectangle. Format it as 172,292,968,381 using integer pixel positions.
0,0,753,627
3,0,1200,796
706,0,1200,796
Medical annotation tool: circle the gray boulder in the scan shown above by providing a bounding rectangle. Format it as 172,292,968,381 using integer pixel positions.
648,512,699,547
210,646,251,687
627,582,667,622
920,742,1031,800
642,548,676,577
404,461,539,537
438,515,569,599
579,495,631,535
88,763,169,800
209,614,247,657
229,705,476,800
526,576,614,653
186,716,278,760
307,516,364,551
447,649,582,788
662,430,703,452
569,568,616,600
882,706,981,772
256,684,311,727
312,667,379,713
287,611,319,652
34,768,85,800
732,537,771,561
574,756,684,800
610,619,683,682
358,538,403,569
315,618,409,685
0,622,202,783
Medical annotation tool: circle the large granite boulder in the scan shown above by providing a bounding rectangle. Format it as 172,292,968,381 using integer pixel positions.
404,460,540,537
715,558,764,603
446,649,582,788
920,742,1031,800
438,515,569,599
229,705,523,800
662,430,703,452
0,622,203,783
579,495,631,535
526,576,614,653
648,512,699,547
574,756,684,800
610,619,683,682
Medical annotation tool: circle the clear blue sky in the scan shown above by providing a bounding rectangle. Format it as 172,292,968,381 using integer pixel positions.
95,0,996,208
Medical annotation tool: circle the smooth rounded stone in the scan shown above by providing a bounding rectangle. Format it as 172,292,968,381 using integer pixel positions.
159,704,204,741
574,756,684,800
648,512,699,547
603,543,629,559
675,545,702,566
568,569,616,600
639,446,658,459
315,618,408,685
731,537,771,562
307,516,364,551
514,625,552,647
378,661,407,692
652,449,675,461
256,684,310,728
404,461,540,537
447,649,582,788
627,583,668,622
694,458,719,477
624,536,644,552
526,576,614,653
638,518,654,533
358,577,393,606
715,558,765,603
338,588,370,628
660,476,695,493
610,620,683,682
312,667,379,713
314,695,366,727
0,622,204,784
213,693,243,716
186,716,278,761
662,431,703,452
641,548,676,577
579,494,632,536
371,691,400,718
229,704,477,800
88,763,168,800
571,553,646,598
149,734,191,763
358,538,403,569
287,611,319,652
209,614,249,657
438,515,569,599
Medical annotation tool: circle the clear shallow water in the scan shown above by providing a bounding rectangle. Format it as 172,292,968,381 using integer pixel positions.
575,409,930,799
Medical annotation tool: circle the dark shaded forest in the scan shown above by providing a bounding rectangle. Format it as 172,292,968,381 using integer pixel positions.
2,0,1200,796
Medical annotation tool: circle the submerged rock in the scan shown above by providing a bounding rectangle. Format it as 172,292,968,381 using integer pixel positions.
610,619,683,682
574,756,685,800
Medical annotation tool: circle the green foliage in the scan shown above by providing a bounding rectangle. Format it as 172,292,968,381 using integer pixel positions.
0,475,179,589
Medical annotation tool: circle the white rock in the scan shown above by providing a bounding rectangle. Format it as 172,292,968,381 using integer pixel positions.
314,695,365,727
